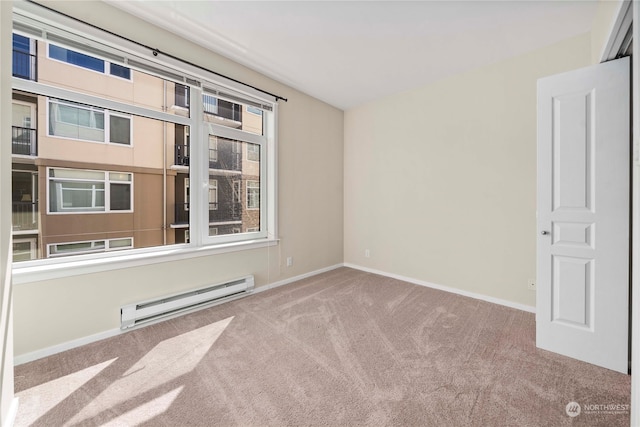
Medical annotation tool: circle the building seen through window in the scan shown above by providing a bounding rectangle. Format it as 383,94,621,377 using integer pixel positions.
11,32,268,262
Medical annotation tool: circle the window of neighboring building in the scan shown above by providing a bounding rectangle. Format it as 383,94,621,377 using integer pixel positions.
246,227,259,232
203,94,218,115
48,168,132,213
48,237,133,257
48,44,131,79
209,136,218,162
12,34,34,80
48,99,132,145
247,143,260,161
175,83,190,108
209,179,218,210
247,180,260,210
233,181,241,204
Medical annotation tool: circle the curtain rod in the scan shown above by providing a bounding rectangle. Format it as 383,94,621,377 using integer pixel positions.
26,0,288,103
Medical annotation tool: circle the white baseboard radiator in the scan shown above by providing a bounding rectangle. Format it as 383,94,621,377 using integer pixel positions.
120,275,254,329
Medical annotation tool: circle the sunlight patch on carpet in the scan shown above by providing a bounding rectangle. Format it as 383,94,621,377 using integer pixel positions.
68,316,233,424
101,386,184,427
15,358,117,427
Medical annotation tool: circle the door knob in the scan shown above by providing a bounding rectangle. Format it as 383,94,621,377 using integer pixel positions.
541,230,550,235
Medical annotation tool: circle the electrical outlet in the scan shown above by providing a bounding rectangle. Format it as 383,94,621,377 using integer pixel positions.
286,257,293,267
527,279,536,291
365,249,370,258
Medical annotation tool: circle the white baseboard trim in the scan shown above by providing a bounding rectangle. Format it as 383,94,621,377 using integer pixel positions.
14,263,345,366
5,397,19,427
254,263,344,294
343,263,536,314
14,327,122,366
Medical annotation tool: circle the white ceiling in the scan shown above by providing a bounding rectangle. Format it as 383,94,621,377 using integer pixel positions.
107,1,598,110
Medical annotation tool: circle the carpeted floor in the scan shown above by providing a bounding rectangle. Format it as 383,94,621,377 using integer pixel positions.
14,267,630,426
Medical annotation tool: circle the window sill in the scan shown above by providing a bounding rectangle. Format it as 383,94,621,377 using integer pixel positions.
12,238,279,285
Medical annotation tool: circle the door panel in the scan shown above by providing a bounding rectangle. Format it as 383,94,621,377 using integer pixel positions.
537,57,630,373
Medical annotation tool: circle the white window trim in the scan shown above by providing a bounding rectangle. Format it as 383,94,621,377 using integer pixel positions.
13,238,279,285
12,2,279,281
47,98,134,147
47,167,134,214
46,42,133,81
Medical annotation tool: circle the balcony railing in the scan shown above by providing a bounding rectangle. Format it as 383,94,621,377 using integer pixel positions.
175,144,189,166
175,202,189,224
12,201,38,231
174,202,241,225
12,126,37,156
13,49,37,81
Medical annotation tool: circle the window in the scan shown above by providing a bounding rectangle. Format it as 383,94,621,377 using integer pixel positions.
110,63,131,79
48,168,132,213
175,84,190,108
12,34,34,80
233,181,241,204
48,237,133,257
247,143,260,161
48,99,132,145
109,114,131,145
247,180,260,210
49,44,131,79
203,94,218,115
246,106,263,116
209,136,218,163
13,34,30,53
12,9,276,270
209,179,218,210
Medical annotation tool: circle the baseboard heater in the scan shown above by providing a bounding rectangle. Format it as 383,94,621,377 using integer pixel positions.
120,275,254,329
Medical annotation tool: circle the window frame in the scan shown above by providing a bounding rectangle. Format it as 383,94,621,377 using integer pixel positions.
47,98,133,147
47,167,134,214
11,3,278,281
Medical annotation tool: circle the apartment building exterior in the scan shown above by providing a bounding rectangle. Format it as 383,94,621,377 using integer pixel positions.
11,33,263,261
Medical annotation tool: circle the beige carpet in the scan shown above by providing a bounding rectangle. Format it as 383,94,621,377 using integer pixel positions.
14,267,630,426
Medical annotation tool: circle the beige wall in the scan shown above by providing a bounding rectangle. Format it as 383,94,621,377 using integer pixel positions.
344,33,591,308
13,1,344,357
0,1,15,424
591,0,625,64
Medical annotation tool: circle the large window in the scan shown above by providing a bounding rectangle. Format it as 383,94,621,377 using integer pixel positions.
48,168,132,213
12,6,276,271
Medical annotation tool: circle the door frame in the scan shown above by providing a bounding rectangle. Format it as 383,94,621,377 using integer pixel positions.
603,0,640,424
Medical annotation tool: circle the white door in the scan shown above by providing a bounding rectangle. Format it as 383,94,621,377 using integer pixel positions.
537,57,630,373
